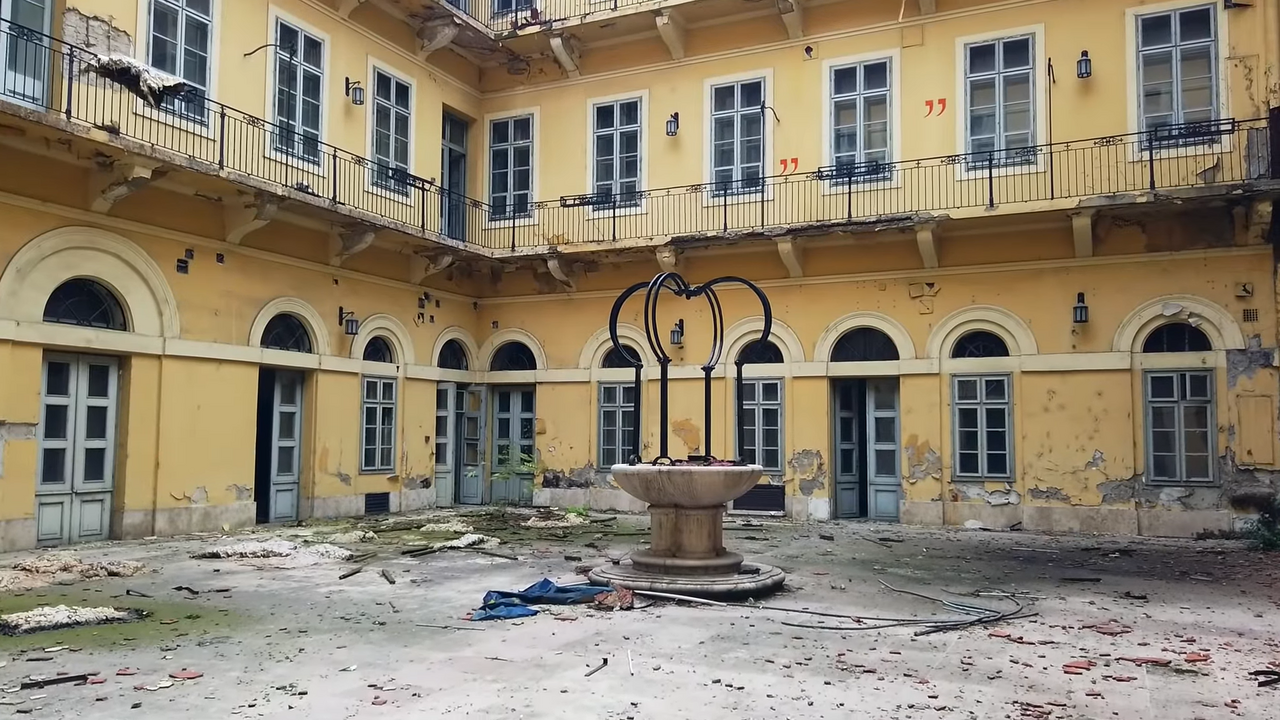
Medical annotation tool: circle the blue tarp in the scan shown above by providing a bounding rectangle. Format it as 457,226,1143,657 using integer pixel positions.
470,578,613,621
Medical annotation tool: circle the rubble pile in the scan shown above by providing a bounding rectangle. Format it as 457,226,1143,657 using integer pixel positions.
0,605,145,636
192,540,353,565
12,553,148,579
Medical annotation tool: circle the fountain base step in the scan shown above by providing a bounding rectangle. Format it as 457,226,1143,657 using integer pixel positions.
588,561,786,598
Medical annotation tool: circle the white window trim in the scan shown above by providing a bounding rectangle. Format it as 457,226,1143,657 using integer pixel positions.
820,48,903,196
735,376,784,473
364,55,417,206
950,373,1014,480
482,106,540,229
701,68,776,208
1124,0,1232,161
953,24,1048,181
596,381,638,468
132,0,221,140
584,89,649,218
1141,368,1217,486
262,5,330,175
359,375,397,474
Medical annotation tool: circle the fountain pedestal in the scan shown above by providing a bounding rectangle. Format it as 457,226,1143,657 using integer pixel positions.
588,464,786,597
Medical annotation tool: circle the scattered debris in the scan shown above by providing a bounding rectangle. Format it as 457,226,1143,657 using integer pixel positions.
1,554,149,591
593,587,635,611
380,569,397,585
860,537,893,549
192,541,353,566
415,623,484,632
818,533,835,541
169,670,203,680
124,590,152,599
0,606,146,636
524,511,589,529
1121,591,1149,601
1063,659,1096,674
469,578,613,621
1118,657,1173,667
339,665,357,672
1184,653,1211,663
1060,577,1102,583
405,534,502,558
584,658,608,677
338,567,364,580
20,673,95,690
1087,620,1133,636
320,530,377,544
1250,669,1280,688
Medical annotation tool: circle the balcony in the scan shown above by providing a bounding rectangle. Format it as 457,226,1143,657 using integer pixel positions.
0,21,1276,261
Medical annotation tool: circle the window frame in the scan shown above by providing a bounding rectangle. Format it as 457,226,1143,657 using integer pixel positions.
702,69,774,204
951,374,1013,480
1143,370,1215,485
484,109,538,225
587,92,646,215
145,0,214,125
597,382,638,468
736,377,784,473
367,61,415,198
360,375,397,474
1133,2,1222,148
132,0,219,138
953,25,1047,179
265,9,328,168
821,51,899,189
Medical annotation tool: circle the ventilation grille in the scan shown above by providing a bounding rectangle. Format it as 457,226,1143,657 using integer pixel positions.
730,484,786,514
364,492,391,516
1242,308,1259,323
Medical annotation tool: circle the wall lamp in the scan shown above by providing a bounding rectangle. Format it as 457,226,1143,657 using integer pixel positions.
670,319,685,347
1073,292,1090,324
344,77,365,106
666,112,679,137
1076,51,1092,79
338,306,360,336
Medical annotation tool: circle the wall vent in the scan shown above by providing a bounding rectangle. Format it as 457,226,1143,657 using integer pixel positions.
1242,308,1259,323
729,484,786,514
364,492,391,516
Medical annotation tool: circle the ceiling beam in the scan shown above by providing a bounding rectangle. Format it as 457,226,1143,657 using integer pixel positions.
655,11,686,61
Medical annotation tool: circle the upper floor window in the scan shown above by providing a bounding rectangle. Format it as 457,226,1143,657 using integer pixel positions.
489,115,533,220
965,35,1035,166
371,68,412,195
592,98,641,208
148,0,212,123
492,0,532,16
830,59,891,182
711,78,765,196
272,19,324,164
1138,5,1218,141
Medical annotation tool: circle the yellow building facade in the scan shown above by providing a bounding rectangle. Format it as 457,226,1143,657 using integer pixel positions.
0,0,1277,549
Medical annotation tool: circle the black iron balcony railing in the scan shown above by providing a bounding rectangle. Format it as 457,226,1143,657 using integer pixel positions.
0,21,1275,256
444,0,660,33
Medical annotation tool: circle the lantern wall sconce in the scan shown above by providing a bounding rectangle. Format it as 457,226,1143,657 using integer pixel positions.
666,112,680,137
344,77,365,106
1076,51,1092,79
670,319,685,347
338,306,360,335
1073,292,1090,324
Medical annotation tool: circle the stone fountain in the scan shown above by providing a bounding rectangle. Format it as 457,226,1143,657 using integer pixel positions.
588,272,786,597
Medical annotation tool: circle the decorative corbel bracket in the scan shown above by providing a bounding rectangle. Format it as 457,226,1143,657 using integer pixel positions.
329,225,377,267
224,192,280,245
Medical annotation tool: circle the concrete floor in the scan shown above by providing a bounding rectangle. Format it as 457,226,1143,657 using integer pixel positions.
0,514,1276,720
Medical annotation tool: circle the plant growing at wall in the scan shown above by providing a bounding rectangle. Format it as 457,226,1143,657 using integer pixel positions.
491,452,539,482
1242,495,1280,551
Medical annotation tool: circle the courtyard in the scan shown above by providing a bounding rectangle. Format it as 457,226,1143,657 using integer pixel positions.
0,513,1273,719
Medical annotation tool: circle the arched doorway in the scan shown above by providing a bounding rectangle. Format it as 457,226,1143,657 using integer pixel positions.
37,278,127,546
828,326,901,522
253,312,315,524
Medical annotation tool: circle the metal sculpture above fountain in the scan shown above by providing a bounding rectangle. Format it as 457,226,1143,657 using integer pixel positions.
588,272,787,597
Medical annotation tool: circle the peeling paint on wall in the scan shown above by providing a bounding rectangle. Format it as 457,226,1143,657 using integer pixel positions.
227,484,253,502
171,487,209,505
789,449,827,497
542,464,611,489
1029,486,1071,503
401,475,432,490
903,436,942,483
1085,449,1106,472
1096,449,1280,511
0,420,36,478
670,419,701,455
335,470,353,486
62,8,133,55
1226,336,1276,388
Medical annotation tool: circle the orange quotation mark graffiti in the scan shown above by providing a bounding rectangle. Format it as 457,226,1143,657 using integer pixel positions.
778,158,799,175
924,98,948,116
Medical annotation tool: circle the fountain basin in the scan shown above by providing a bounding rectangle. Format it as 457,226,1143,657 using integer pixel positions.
609,463,763,507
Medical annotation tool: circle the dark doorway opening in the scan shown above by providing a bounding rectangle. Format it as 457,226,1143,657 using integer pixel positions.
253,368,276,523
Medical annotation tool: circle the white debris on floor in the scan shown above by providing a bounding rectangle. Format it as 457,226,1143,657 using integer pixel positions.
523,512,589,529
0,605,142,636
317,530,378,544
192,540,354,565
419,520,475,534
12,553,148,579
430,533,500,551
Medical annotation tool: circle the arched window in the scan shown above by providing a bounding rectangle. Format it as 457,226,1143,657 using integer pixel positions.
1142,323,1212,353
43,278,127,331
951,330,1009,359
438,339,469,370
831,327,900,362
601,344,641,368
363,336,396,364
261,314,313,353
736,339,784,365
490,341,537,371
